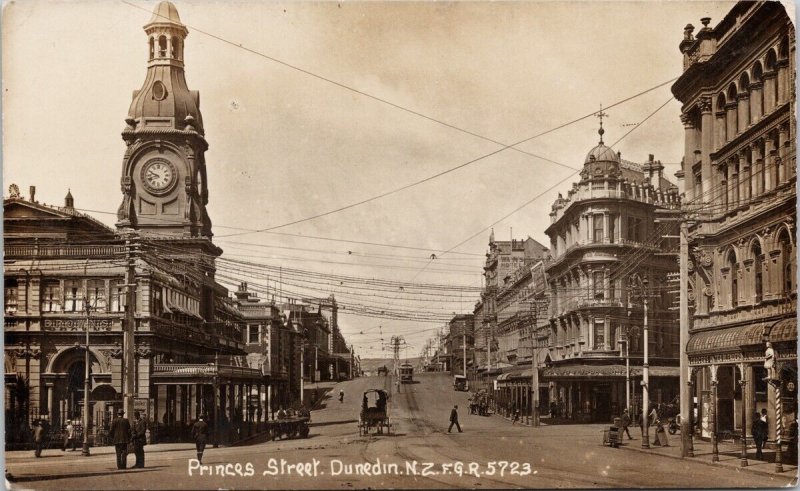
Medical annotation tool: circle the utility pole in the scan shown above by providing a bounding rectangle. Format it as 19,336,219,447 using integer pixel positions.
642,276,650,450
679,220,694,457
123,237,137,419
81,293,92,456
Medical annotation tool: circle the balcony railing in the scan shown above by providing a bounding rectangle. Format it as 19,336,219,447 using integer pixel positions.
5,244,126,258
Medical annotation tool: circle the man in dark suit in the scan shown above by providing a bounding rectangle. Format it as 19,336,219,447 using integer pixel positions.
131,410,147,468
448,405,462,433
110,409,132,470
191,415,209,464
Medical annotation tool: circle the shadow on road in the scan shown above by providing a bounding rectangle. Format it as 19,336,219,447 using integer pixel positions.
6,465,170,483
309,419,358,428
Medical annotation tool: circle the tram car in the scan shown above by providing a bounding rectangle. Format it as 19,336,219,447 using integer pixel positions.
266,408,311,440
399,363,414,383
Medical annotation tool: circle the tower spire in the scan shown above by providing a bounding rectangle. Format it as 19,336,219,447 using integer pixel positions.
595,104,608,145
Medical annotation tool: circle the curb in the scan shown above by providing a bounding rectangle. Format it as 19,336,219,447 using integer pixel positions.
616,442,798,480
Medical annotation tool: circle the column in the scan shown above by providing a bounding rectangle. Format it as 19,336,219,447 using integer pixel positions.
731,161,739,209
738,93,750,133
711,364,719,462
700,99,715,202
46,383,54,424
750,82,763,122
763,71,777,114
739,363,748,467
726,163,734,210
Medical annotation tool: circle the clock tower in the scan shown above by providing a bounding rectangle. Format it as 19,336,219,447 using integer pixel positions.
117,1,212,238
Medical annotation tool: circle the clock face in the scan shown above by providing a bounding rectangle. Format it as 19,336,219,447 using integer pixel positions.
141,160,177,193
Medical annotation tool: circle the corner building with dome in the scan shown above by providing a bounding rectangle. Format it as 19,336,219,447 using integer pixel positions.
542,128,682,423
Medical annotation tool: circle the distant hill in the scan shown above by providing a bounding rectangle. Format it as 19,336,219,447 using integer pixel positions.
360,357,423,373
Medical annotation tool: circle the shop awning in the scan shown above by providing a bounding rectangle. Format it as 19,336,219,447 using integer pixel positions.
767,317,797,343
497,368,526,381
542,364,679,379
686,317,796,357
686,324,763,356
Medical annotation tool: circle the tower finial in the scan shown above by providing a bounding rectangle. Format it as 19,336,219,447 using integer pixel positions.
595,104,608,145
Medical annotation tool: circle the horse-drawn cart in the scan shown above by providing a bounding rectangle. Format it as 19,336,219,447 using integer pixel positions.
358,389,391,436
266,415,310,440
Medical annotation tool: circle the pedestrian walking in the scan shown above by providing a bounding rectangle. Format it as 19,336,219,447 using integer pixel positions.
339,389,345,403
110,409,132,470
33,420,44,458
752,411,766,459
621,409,633,440
512,403,520,425
62,420,76,451
649,405,661,446
191,415,209,464
132,411,147,468
448,405,462,433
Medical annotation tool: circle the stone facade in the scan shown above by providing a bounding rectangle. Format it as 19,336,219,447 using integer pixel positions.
672,1,796,443
543,132,682,423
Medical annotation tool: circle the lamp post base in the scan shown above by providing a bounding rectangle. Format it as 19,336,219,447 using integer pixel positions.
81,443,91,456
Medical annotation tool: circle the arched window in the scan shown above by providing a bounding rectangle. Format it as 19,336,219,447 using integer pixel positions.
765,49,778,109
778,229,794,295
149,37,155,60
752,240,763,303
728,250,738,308
717,93,728,143
739,72,750,126
171,36,178,58
174,38,182,60
779,36,790,61
158,36,167,57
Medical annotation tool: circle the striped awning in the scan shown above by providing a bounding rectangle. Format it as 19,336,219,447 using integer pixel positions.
686,317,796,357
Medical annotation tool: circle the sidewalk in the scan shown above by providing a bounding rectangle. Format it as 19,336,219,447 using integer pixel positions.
616,432,798,480
5,442,196,463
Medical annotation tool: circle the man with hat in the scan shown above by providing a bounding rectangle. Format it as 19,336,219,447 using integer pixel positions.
191,415,209,464
110,408,132,470
132,410,147,468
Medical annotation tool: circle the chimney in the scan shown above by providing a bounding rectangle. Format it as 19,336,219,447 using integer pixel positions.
29,186,36,203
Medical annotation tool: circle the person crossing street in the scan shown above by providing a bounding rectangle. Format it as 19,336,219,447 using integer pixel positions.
448,405,462,433
191,415,209,464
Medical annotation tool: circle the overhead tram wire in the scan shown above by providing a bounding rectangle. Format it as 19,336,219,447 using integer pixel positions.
410,96,677,281
215,81,679,238
123,0,675,194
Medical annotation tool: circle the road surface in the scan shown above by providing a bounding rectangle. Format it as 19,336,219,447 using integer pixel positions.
6,373,796,489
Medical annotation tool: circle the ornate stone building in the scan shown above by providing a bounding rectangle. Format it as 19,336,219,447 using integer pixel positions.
3,2,333,448
672,1,796,447
474,234,548,378
543,128,682,422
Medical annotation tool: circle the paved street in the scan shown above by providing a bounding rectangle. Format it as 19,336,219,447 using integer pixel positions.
6,373,797,489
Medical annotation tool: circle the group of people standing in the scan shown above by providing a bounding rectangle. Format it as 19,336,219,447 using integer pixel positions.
109,409,148,470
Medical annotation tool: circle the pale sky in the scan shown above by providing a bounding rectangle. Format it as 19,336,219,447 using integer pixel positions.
3,0,745,359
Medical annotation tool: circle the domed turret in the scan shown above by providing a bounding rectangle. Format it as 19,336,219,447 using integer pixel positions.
584,143,620,164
